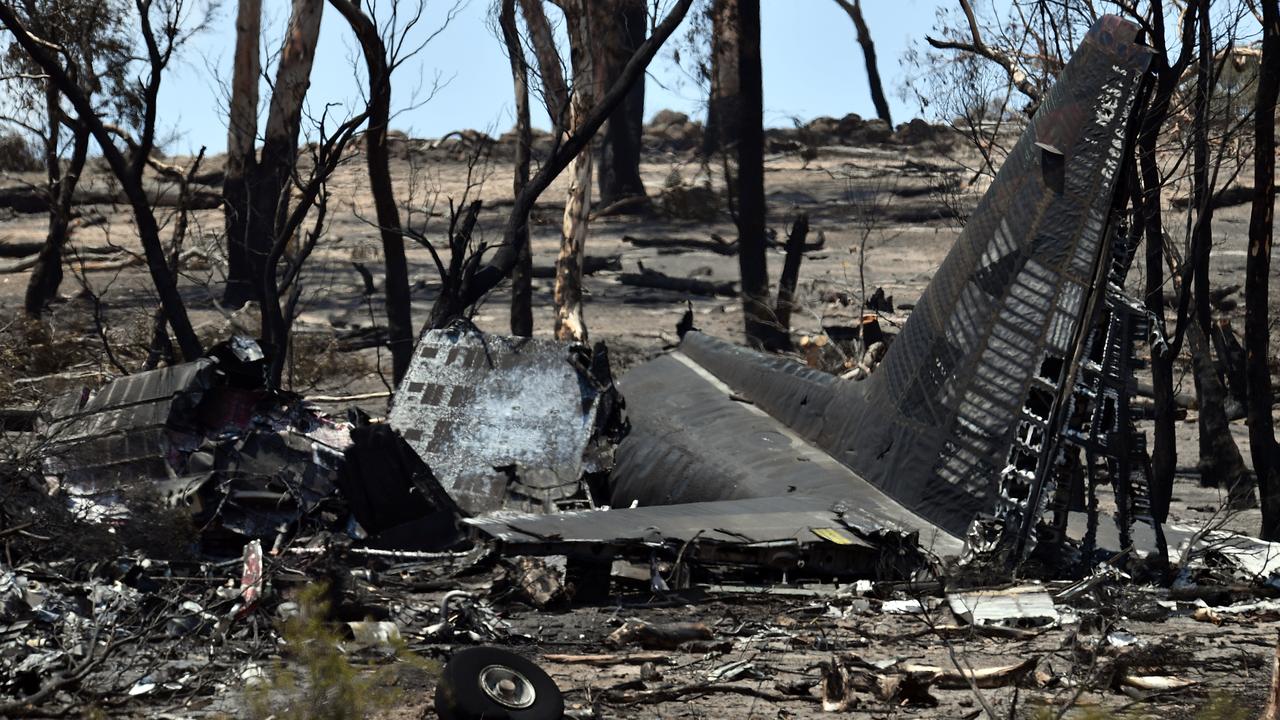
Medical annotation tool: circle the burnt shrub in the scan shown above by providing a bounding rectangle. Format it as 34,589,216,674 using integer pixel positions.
0,133,41,172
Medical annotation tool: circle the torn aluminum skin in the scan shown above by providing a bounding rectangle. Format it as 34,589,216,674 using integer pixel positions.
388,326,625,517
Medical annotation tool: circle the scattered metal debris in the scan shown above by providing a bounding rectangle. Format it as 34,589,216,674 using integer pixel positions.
36,337,353,548
947,584,1060,628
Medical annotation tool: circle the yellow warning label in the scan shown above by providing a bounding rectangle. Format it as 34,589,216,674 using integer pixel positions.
812,527,856,545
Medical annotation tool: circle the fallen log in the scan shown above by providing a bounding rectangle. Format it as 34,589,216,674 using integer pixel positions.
0,240,45,257
0,186,50,213
70,247,205,273
891,178,962,198
0,243,140,273
531,254,621,278
1134,380,1197,409
620,264,736,297
604,682,816,706
0,184,222,213
1171,183,1273,210
0,255,39,273
336,326,388,352
900,657,1038,689
623,234,737,255
883,204,961,224
591,194,651,219
1130,397,1188,421
605,620,713,650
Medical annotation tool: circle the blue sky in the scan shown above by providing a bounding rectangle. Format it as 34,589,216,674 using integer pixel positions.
156,0,940,155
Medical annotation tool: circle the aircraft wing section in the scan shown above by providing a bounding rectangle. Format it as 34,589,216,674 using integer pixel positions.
466,493,962,577
470,349,965,562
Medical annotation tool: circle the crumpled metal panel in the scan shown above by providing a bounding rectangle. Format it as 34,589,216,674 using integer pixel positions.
39,360,217,484
608,350,964,555
388,326,622,516
34,341,355,544
947,585,1059,627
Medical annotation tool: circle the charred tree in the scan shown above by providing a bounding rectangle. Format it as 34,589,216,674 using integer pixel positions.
924,0,1041,107
0,4,203,359
833,0,891,125
328,0,413,384
1189,0,1253,504
430,0,694,326
595,0,649,209
501,0,534,336
12,4,112,315
1248,0,1280,539
1135,0,1197,522
261,110,369,387
518,0,569,136
704,0,780,351
24,101,89,314
241,0,324,308
222,0,262,307
703,0,742,160
554,0,596,342
734,0,781,350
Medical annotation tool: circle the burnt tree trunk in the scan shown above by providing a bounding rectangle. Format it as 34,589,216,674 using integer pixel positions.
1138,81,1180,522
222,0,262,306
734,0,781,349
595,0,649,209
1190,0,1253,503
773,212,809,345
1137,0,1196,522
329,0,413,384
554,0,596,343
1248,0,1280,538
703,0,742,161
834,0,891,125
1189,325,1255,505
518,0,569,136
501,0,534,336
24,87,89,315
248,0,323,309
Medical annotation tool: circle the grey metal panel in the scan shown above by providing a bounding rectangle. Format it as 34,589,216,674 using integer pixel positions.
467,495,875,547
604,351,964,556
387,328,608,516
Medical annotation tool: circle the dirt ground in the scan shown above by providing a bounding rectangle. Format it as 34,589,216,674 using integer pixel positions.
2,130,1279,718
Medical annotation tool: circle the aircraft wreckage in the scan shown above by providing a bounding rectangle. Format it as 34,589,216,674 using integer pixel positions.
466,14,1164,574
30,16,1175,583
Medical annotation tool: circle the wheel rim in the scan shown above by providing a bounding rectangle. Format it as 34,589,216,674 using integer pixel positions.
478,664,537,709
